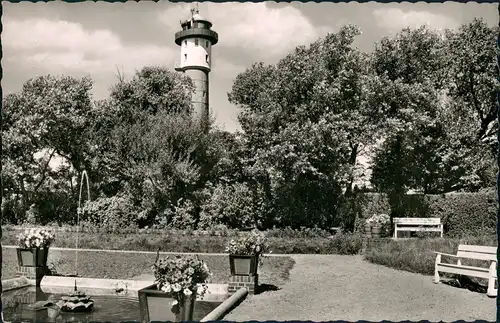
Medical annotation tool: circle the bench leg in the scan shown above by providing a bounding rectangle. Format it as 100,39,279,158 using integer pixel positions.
487,261,497,297
393,225,397,239
433,254,441,284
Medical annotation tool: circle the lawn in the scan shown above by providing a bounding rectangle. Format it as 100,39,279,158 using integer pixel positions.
2,248,295,288
1,229,363,255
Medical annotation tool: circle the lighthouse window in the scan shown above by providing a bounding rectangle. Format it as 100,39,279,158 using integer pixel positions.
195,38,199,46
184,54,187,60
184,40,187,46
206,41,209,47
206,55,209,63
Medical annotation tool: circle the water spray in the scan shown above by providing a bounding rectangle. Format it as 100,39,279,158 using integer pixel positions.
76,170,90,280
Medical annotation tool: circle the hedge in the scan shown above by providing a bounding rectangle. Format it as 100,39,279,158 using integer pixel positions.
6,189,497,238
358,189,497,237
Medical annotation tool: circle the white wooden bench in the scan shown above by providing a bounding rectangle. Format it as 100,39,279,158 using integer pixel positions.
393,217,443,239
433,244,497,297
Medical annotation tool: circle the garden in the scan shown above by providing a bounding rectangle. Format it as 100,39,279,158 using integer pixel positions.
1,17,498,322
3,188,497,280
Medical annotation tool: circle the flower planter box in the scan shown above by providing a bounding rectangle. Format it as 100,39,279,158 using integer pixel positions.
138,284,195,323
16,248,49,267
229,254,259,276
371,225,382,238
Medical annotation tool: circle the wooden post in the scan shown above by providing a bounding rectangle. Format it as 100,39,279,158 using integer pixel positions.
487,261,497,297
433,254,441,284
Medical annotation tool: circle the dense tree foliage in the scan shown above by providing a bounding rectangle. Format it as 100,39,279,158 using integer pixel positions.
228,25,390,229
2,76,94,224
371,20,498,197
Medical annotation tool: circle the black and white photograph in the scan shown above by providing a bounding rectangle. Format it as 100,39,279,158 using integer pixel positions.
0,1,498,322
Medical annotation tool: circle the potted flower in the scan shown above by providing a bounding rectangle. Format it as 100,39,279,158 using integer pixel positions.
226,230,269,276
138,252,211,323
370,214,390,238
16,228,55,268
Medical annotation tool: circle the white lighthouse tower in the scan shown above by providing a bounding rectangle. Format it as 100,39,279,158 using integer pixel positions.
174,6,218,130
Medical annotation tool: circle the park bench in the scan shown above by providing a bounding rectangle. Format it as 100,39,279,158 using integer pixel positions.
433,244,497,297
393,217,443,239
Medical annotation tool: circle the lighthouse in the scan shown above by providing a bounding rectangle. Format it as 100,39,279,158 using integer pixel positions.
174,6,218,129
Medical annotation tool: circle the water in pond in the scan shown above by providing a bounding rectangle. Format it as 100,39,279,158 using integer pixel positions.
2,287,223,322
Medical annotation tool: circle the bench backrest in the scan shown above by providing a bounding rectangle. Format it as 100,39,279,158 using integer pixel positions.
393,217,441,225
457,244,497,261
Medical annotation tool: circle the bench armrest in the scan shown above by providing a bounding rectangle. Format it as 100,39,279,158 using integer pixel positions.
433,251,459,258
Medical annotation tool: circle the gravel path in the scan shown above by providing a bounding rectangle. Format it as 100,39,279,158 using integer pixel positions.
225,255,495,322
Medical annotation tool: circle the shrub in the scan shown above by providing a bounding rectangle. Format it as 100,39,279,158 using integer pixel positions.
24,204,39,225
326,233,364,255
1,198,22,224
336,194,367,232
34,190,78,225
81,194,139,232
199,182,259,229
205,224,233,237
157,198,198,230
265,226,331,239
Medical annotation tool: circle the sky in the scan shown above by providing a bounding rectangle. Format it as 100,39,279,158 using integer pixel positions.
2,1,497,133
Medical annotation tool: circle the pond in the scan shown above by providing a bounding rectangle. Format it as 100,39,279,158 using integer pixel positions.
2,286,223,322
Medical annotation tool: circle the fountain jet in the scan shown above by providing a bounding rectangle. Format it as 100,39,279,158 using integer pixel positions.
76,170,90,282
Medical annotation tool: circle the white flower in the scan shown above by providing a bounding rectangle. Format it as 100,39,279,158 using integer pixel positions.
171,300,178,306
161,284,172,293
197,285,208,295
183,289,192,296
172,283,182,292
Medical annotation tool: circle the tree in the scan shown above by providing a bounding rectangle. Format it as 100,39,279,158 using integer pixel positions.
229,25,387,229
441,18,499,190
87,66,196,196
2,75,95,223
87,66,217,228
370,21,498,198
